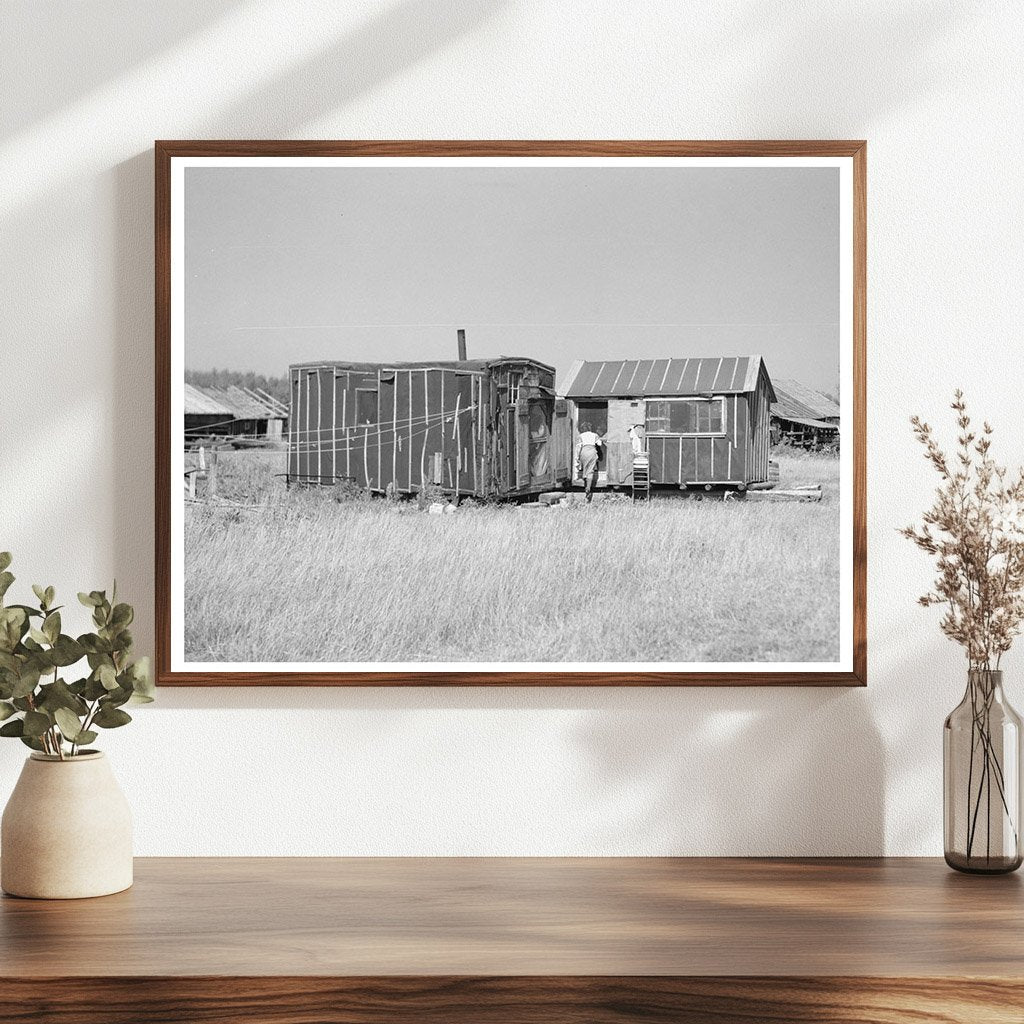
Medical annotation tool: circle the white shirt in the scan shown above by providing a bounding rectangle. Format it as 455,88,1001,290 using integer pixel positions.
578,431,602,448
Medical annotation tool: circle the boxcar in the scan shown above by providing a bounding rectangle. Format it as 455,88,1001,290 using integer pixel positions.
288,357,571,499
562,355,777,490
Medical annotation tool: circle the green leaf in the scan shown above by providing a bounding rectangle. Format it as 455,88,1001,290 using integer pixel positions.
19,734,45,752
104,684,132,708
28,627,49,646
0,607,26,651
23,710,51,738
127,657,155,703
42,611,60,644
93,705,131,729
78,592,100,608
36,679,88,716
0,719,24,738
110,604,133,629
0,572,14,601
0,553,11,573
74,730,97,747
6,604,42,619
80,635,112,655
83,675,108,701
49,635,85,667
44,586,55,608
11,666,41,699
32,584,49,609
98,663,118,690
0,701,16,721
53,707,85,742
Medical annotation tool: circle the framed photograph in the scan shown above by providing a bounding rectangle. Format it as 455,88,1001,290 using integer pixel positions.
155,141,865,686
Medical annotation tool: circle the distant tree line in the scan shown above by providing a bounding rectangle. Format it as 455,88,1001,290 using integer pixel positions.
185,368,290,407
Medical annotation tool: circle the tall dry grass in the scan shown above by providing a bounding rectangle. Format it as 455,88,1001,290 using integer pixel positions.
183,450,840,664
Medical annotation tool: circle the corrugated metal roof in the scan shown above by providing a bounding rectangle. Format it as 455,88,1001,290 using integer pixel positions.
772,378,840,421
562,356,771,399
183,383,231,416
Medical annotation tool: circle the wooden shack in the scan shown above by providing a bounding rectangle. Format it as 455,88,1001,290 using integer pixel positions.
288,357,571,499
202,385,288,441
771,378,840,449
184,383,233,441
561,355,776,490
183,383,288,445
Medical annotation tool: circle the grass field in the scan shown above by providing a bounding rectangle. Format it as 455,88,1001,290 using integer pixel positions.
183,449,840,664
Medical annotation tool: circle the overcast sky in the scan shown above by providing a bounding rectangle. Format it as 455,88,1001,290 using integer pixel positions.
185,164,840,392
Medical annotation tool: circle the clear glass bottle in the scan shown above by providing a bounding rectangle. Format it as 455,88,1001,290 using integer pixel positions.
944,669,1022,873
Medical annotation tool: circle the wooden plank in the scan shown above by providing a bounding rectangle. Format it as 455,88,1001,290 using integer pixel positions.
331,369,337,484
377,372,383,491
392,372,399,490
713,435,730,482
453,384,462,496
440,368,447,488
302,369,311,482
420,369,430,488
1,858,1022,996
0,975,1020,1024
287,370,298,482
341,373,349,482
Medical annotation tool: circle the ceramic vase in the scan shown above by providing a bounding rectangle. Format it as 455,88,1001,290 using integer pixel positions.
1,751,133,898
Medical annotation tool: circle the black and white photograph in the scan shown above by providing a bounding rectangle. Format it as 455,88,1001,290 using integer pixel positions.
160,147,861,683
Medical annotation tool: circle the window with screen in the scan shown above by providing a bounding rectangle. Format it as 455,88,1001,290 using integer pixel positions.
355,389,377,425
646,398,725,435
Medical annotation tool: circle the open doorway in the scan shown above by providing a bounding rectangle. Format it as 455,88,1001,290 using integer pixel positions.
575,401,608,436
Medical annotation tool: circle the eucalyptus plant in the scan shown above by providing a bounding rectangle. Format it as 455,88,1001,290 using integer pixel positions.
0,552,153,759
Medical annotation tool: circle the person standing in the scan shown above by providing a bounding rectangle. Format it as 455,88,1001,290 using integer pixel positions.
575,420,603,503
627,423,646,457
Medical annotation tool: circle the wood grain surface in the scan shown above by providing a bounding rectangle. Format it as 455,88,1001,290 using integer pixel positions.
154,139,867,688
2,858,1020,1023
1,976,1022,1024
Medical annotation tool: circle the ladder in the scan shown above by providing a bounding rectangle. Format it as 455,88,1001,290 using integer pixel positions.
631,453,650,500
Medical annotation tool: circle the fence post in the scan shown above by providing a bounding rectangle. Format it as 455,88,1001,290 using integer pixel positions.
207,448,220,498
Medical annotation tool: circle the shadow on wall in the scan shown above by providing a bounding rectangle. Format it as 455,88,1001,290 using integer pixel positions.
0,1,243,138
147,682,886,855
105,0,510,659
199,0,509,137
572,687,885,855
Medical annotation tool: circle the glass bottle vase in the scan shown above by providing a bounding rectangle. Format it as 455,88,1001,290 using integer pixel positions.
944,669,1023,873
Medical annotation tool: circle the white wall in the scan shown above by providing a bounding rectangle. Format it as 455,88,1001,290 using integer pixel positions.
1,0,1022,855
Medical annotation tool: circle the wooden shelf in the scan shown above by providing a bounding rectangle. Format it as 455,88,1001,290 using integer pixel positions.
2,857,1022,1022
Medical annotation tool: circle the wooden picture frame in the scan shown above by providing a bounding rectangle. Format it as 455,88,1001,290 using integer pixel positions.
156,140,866,686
